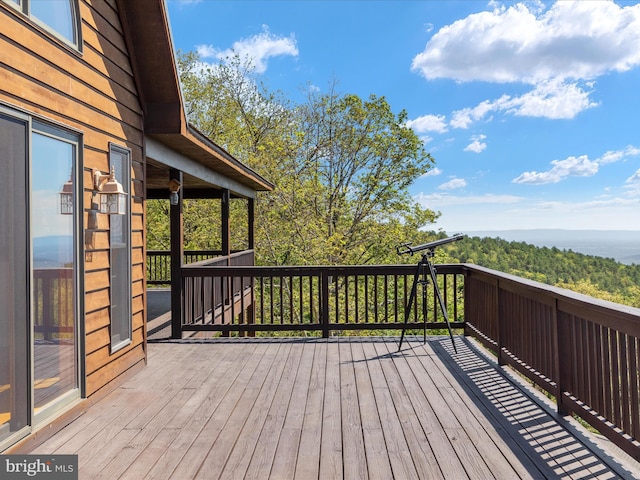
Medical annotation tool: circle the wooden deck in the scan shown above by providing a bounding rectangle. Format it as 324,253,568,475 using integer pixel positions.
21,336,640,479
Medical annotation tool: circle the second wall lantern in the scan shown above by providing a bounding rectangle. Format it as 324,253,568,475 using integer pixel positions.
93,166,127,215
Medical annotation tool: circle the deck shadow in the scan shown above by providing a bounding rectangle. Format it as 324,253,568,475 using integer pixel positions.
431,336,640,479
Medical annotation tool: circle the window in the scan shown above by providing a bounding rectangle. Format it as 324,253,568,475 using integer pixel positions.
109,144,132,351
2,0,80,48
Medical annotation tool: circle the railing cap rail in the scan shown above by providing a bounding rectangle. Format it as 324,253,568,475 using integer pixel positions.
463,263,640,326
181,262,463,276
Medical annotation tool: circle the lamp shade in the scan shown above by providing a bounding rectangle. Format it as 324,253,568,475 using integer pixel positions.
97,168,127,215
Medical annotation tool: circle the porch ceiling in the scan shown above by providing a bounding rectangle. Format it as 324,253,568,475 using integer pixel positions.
145,134,270,199
146,157,225,199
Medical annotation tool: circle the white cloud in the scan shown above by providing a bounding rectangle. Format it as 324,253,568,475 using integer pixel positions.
601,145,640,164
415,192,523,207
412,1,640,84
464,134,487,153
412,1,640,127
438,178,467,190
450,79,597,129
405,114,448,133
513,146,640,184
627,169,640,184
421,167,442,178
504,79,598,119
450,100,496,128
417,191,640,231
626,169,640,196
196,25,298,74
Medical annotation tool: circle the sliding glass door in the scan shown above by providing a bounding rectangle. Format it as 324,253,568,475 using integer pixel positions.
0,112,30,446
0,108,80,448
31,122,79,419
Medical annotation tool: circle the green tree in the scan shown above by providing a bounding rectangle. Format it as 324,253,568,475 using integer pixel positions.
290,84,438,265
172,52,439,266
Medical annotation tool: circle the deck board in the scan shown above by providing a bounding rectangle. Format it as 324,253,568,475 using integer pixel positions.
18,337,640,479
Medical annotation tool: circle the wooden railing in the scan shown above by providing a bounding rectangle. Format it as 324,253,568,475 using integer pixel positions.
463,264,640,462
181,250,256,326
154,254,640,460
33,268,74,340
147,250,224,285
180,262,463,336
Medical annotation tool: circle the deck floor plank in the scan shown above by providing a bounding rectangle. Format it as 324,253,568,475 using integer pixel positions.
318,340,344,480
117,341,250,480
265,341,316,480
242,342,305,479
361,340,420,480
350,339,398,480
167,342,279,480
339,340,369,480
432,337,623,480
144,342,267,480
293,341,326,480
98,342,240,480
15,337,637,480
384,339,469,479
213,341,296,480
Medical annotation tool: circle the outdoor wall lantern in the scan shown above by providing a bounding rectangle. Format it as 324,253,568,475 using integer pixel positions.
168,178,181,206
93,167,127,215
59,175,74,215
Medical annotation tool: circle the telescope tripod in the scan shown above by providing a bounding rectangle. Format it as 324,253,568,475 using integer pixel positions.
398,249,457,353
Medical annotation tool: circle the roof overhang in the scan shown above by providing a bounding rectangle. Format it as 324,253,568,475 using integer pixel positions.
116,0,274,195
146,136,265,199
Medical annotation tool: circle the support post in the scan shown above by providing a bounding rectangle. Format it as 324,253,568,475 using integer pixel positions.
248,197,255,250
170,169,183,339
221,188,230,257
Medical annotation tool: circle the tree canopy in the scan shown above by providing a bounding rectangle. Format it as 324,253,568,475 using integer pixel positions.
153,52,439,266
145,51,640,310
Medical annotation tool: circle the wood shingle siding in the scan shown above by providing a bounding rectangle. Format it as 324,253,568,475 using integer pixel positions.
0,0,146,397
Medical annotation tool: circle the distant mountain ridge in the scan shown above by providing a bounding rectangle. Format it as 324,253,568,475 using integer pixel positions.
33,235,73,268
460,229,640,265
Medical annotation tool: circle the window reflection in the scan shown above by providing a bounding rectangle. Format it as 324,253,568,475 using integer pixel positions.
32,131,77,411
30,0,76,45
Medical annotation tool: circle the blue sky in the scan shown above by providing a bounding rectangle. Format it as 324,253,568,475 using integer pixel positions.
166,0,640,233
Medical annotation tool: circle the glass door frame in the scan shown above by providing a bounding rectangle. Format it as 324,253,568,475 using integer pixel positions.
30,119,84,428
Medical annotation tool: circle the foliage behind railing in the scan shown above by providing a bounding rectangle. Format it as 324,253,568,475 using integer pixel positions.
464,263,640,462
180,263,464,336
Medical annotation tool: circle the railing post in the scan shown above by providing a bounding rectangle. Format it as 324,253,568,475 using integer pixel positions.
497,279,506,366
170,168,183,339
321,270,330,338
554,299,569,415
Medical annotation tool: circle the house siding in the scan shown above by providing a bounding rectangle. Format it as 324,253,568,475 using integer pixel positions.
0,0,146,398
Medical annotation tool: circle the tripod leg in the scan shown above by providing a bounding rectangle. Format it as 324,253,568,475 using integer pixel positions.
398,260,423,351
427,261,458,354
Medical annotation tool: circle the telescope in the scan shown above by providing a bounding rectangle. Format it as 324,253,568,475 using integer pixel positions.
397,233,464,256
397,233,465,352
